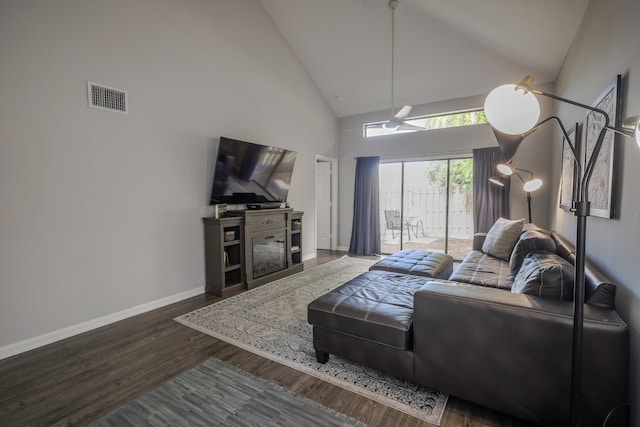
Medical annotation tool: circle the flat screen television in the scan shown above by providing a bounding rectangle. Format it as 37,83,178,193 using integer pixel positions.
210,136,297,206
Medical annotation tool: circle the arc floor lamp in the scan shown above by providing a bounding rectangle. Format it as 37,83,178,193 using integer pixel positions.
489,167,542,223
484,75,640,426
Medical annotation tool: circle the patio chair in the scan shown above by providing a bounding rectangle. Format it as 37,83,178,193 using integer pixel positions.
412,218,425,238
383,209,413,241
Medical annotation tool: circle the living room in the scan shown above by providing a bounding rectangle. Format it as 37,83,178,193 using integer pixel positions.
1,0,638,426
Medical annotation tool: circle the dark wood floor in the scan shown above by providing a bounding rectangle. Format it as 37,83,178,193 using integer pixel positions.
0,250,536,427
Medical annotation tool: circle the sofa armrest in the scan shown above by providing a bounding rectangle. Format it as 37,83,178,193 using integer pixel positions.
413,281,628,427
472,232,487,251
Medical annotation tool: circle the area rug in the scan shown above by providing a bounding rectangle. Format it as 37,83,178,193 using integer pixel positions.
89,357,366,426
175,256,448,425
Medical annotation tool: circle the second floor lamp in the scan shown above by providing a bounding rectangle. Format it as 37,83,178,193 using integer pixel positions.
489,167,542,223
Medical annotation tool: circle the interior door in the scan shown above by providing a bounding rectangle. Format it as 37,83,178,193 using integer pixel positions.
315,160,332,250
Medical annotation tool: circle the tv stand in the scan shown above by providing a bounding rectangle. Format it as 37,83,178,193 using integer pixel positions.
203,209,303,296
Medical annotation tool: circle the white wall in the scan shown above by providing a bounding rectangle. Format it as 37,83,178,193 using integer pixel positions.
0,0,337,352
550,0,640,422
337,94,555,250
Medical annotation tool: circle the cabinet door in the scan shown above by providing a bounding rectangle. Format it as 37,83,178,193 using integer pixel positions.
203,217,244,297
291,213,302,266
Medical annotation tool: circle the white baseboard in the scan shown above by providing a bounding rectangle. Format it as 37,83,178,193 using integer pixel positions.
337,245,350,252
0,286,204,361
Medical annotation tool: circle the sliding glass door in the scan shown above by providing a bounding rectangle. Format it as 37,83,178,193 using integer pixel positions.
379,158,474,260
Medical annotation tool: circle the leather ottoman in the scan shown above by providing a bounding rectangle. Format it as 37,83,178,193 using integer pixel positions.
369,249,454,279
307,269,431,381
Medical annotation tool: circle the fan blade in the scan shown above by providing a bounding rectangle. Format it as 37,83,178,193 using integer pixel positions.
394,105,413,122
397,122,425,131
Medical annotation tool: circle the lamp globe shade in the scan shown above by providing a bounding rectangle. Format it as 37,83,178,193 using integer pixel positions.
523,178,543,192
496,163,514,175
489,176,505,186
622,115,640,148
484,84,540,135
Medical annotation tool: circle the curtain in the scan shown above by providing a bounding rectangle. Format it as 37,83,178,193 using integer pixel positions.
349,156,380,255
473,147,510,233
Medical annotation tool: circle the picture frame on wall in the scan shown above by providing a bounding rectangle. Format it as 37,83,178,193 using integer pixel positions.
560,123,580,211
584,74,621,219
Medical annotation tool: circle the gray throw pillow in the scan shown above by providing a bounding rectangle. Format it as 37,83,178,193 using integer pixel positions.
511,251,574,300
482,217,525,261
509,229,557,276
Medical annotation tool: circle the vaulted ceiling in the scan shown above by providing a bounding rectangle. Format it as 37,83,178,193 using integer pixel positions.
258,0,589,118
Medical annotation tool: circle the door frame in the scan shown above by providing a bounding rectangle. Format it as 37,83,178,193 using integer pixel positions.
379,156,473,259
315,155,338,252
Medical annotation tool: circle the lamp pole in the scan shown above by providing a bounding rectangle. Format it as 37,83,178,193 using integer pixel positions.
484,75,635,425
526,87,610,426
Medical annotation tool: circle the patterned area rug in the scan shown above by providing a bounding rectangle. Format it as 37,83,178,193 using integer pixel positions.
89,358,366,426
175,256,448,425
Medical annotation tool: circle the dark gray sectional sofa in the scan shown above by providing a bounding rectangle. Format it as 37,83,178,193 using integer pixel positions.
308,222,628,426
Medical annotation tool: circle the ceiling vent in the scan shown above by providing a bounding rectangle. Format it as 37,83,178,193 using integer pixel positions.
87,81,128,114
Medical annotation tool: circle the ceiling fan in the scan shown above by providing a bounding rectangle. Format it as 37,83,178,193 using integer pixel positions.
375,0,424,132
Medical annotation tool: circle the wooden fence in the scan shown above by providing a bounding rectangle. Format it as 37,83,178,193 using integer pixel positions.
380,184,473,238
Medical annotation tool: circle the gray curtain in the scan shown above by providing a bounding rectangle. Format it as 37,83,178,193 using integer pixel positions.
473,147,510,232
349,156,380,255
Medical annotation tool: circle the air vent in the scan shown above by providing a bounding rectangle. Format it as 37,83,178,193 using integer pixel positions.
87,81,128,114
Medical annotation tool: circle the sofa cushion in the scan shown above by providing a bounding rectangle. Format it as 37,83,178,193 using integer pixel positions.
509,229,557,276
482,217,525,261
449,250,512,290
550,232,617,309
511,251,574,300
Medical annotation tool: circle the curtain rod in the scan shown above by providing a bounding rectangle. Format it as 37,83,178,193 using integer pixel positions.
355,148,480,161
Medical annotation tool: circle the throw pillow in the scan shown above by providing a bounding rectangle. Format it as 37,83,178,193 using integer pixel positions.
511,251,574,300
482,217,525,261
509,229,557,276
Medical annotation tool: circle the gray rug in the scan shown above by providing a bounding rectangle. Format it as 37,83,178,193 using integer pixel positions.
89,358,366,426
175,256,448,425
